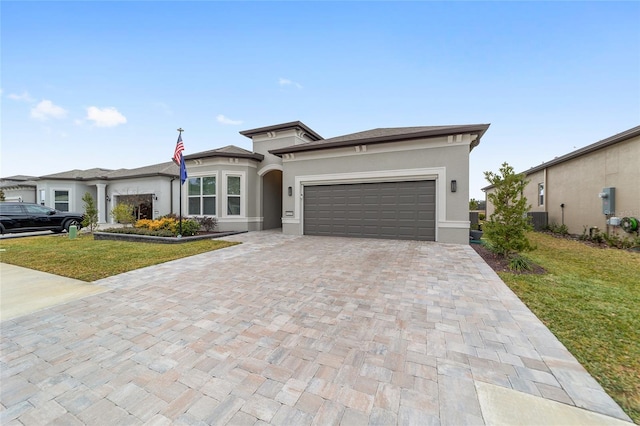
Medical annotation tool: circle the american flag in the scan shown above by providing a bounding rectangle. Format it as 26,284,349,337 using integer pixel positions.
173,133,184,165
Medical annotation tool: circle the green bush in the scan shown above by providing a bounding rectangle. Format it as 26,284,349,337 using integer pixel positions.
81,192,99,233
111,203,136,226
100,227,175,237
483,162,534,258
546,222,569,235
176,219,200,236
509,255,533,272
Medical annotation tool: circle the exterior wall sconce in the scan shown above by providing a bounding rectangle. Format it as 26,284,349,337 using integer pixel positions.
451,180,457,193
288,186,293,196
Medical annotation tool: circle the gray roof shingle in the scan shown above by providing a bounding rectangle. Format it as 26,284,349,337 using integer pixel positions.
184,145,264,161
269,124,490,156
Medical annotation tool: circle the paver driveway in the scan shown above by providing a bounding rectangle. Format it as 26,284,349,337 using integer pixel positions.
0,231,631,425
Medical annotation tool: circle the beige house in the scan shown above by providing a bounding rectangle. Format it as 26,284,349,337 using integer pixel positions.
484,125,640,237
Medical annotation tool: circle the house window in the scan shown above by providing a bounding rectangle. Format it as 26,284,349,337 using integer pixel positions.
188,176,216,215
54,190,69,211
538,183,544,206
227,175,241,215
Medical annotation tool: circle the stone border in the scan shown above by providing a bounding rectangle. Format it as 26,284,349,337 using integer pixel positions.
93,231,246,244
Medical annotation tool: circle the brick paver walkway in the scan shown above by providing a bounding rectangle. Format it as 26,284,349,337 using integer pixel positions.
0,231,630,424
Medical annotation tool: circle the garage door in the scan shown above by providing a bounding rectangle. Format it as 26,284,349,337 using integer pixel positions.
303,180,436,241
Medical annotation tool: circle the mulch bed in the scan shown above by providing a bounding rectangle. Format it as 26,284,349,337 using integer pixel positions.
470,242,546,275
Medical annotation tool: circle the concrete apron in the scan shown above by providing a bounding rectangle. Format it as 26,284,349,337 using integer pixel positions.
476,382,632,425
0,263,107,322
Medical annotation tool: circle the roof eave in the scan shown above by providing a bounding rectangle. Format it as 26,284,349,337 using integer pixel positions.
270,124,490,157
184,152,265,162
521,125,640,176
482,124,640,191
240,121,323,141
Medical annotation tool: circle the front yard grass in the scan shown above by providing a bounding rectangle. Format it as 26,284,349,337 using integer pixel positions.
500,232,640,423
0,234,238,282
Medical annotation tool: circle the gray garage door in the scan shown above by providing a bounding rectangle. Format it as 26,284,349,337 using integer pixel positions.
303,180,436,241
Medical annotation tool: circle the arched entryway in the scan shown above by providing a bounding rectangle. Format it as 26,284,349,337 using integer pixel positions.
262,170,283,230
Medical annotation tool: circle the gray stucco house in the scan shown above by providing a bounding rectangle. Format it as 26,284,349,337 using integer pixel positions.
3,121,489,244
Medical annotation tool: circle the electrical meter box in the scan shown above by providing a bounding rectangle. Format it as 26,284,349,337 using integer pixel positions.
600,187,615,215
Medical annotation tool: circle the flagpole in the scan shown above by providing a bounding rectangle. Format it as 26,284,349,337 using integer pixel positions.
177,127,184,237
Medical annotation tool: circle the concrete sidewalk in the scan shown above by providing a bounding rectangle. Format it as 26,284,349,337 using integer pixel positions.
0,263,107,322
0,231,633,425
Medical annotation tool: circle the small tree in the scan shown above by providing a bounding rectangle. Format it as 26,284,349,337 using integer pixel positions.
483,162,534,259
81,192,99,233
469,198,479,210
111,203,136,227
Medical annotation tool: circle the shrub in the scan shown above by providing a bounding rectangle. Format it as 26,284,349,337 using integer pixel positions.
136,217,177,232
133,217,200,236
509,254,533,272
546,222,569,235
479,213,486,221
111,203,136,226
135,219,154,229
81,192,99,233
112,227,175,237
194,216,218,232
177,219,200,236
483,162,534,258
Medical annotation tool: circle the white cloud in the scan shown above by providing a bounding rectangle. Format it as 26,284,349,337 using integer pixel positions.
279,78,302,89
8,91,35,102
216,114,243,125
31,100,68,120
86,106,127,127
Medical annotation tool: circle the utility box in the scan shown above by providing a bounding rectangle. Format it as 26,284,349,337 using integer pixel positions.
599,187,615,215
68,225,78,239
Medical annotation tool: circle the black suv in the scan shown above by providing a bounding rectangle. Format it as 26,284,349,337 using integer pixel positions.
0,202,84,235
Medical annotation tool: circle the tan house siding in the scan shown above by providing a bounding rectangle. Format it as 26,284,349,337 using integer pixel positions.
545,136,639,235
484,128,640,237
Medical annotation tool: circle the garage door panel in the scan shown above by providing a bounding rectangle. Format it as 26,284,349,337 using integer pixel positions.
304,180,436,241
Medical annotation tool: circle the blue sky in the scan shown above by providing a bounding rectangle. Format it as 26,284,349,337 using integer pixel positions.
2,1,639,200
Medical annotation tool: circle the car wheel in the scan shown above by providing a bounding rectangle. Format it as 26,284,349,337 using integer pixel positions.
64,219,81,232
0,224,5,235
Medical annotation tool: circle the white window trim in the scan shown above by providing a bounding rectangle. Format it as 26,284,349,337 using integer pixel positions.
51,188,72,211
186,171,219,217
538,183,544,206
222,171,246,218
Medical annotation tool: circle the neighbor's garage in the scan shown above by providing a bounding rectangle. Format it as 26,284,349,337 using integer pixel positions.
303,180,436,241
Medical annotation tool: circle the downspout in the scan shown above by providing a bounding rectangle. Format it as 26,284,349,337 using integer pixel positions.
543,167,547,213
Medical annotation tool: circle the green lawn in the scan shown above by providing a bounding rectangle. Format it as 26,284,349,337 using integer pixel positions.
0,234,238,282
500,232,640,423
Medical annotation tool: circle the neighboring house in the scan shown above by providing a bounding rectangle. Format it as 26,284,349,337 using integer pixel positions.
0,175,38,203
35,164,178,224
4,121,490,244
483,125,640,237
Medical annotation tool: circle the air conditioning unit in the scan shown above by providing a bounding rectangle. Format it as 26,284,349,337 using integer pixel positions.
607,217,621,226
